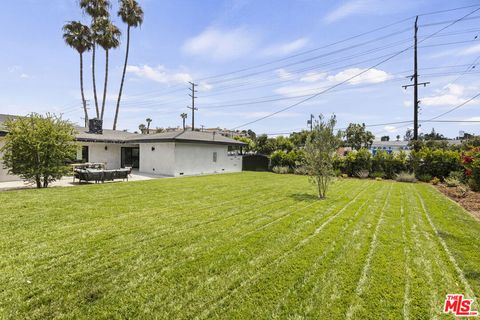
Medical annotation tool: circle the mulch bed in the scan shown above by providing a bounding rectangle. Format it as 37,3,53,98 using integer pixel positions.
435,184,480,220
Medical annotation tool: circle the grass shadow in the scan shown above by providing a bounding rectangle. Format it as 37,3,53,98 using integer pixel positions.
289,193,320,202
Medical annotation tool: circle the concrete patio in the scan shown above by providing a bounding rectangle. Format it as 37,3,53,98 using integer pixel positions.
0,170,166,191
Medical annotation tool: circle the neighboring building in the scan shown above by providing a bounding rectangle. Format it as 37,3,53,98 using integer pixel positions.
0,116,245,182
369,141,410,154
368,139,464,155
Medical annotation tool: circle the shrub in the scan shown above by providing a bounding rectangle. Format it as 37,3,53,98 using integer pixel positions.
445,177,461,187
375,177,383,181
431,177,440,185
270,150,288,168
409,148,461,180
293,166,308,175
356,169,370,179
272,166,291,174
341,173,348,178
371,171,385,179
418,173,433,182
395,172,417,183
462,147,480,191
270,149,305,169
0,113,77,188
448,170,464,181
344,148,371,176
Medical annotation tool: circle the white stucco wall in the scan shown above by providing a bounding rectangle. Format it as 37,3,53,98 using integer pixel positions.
139,142,176,176
80,142,123,169
173,143,242,176
0,138,21,182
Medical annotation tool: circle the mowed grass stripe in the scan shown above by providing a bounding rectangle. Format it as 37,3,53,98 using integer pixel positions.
256,183,387,319
144,181,371,318
414,187,475,299
347,183,408,319
416,184,480,298
279,182,390,319
345,183,393,319
1,174,480,319
196,181,375,319
401,190,411,320
0,173,314,265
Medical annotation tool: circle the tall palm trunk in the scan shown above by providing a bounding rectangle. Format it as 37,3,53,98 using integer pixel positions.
80,53,89,127
113,25,130,130
101,49,109,120
92,42,100,118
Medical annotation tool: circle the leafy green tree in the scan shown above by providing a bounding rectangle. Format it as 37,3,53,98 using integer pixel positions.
114,0,144,130
62,21,93,127
80,0,111,119
93,17,121,120
234,136,255,153
343,123,374,150
304,115,342,199
380,135,390,141
255,134,277,155
1,114,77,188
275,136,294,152
290,130,310,148
421,128,446,141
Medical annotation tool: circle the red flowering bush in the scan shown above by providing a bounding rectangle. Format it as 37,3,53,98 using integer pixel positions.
463,147,480,191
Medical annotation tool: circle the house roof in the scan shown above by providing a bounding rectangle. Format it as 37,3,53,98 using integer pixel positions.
128,130,246,146
75,126,141,143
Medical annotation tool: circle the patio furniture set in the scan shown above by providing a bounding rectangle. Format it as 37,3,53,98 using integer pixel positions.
72,163,132,184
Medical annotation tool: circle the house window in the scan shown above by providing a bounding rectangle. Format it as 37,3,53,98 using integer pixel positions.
81,146,89,163
213,152,217,162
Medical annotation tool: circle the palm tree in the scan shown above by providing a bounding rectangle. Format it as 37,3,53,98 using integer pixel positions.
146,118,152,134
93,17,121,121
180,113,188,130
113,0,144,130
80,0,111,119
138,123,146,134
63,21,93,127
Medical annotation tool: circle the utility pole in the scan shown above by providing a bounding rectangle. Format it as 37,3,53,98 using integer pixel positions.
201,125,205,132
187,81,198,131
402,16,429,141
307,114,314,131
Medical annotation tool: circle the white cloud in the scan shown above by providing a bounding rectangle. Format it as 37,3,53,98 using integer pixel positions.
422,84,467,107
126,65,192,84
262,38,308,56
403,100,412,107
458,44,480,56
383,125,398,133
327,68,391,85
323,0,411,23
275,68,294,80
300,72,327,83
182,27,258,61
422,94,465,106
275,67,391,97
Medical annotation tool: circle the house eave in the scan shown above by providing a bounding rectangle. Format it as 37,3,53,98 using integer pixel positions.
127,138,246,146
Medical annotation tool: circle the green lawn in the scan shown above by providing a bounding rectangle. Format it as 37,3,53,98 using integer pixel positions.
0,172,479,319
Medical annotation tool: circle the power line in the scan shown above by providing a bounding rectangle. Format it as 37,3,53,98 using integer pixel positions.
230,7,480,130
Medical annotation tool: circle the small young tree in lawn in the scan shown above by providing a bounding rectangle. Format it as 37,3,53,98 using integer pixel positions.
304,114,342,199
1,114,77,188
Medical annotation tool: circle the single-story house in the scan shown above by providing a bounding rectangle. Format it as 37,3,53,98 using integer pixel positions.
0,116,245,182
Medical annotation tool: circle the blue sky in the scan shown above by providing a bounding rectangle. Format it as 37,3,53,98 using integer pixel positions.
1,0,480,139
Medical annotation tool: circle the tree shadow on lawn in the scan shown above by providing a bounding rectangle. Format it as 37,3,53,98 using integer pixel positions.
289,193,321,202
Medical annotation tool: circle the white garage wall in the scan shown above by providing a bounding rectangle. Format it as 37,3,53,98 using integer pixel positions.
139,142,176,176
173,143,242,176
